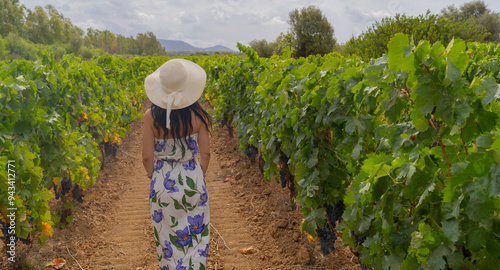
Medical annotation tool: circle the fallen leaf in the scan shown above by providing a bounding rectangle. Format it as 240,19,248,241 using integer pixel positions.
45,258,66,269
240,247,255,254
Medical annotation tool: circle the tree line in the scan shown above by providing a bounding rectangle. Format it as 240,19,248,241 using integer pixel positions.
250,1,500,59
0,0,165,60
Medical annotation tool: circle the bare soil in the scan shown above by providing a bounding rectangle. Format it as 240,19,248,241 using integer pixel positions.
1,102,361,270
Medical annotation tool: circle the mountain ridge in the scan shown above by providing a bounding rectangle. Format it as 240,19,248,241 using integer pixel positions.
158,39,234,52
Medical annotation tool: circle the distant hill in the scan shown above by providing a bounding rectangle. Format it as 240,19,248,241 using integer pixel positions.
158,39,234,53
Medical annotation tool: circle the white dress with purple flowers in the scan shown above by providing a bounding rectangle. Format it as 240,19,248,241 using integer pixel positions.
150,133,209,270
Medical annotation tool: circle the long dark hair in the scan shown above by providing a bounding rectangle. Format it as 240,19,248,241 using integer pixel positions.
151,101,212,150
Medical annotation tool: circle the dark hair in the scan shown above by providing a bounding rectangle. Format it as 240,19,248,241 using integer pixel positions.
151,101,212,151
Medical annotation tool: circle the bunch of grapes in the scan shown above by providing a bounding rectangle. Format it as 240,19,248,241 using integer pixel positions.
61,176,72,196
316,201,346,256
353,231,366,246
104,142,119,156
0,219,32,245
243,145,258,162
326,200,345,225
219,117,228,128
72,183,84,203
317,224,337,255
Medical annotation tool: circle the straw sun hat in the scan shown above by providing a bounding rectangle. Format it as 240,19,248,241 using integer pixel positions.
144,59,207,129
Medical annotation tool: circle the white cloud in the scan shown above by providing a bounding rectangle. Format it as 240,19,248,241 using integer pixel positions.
137,11,155,21
78,18,106,31
210,3,235,23
175,11,199,24
265,16,286,26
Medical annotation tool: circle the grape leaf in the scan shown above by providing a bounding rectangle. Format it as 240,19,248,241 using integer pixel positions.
475,76,500,106
388,33,415,74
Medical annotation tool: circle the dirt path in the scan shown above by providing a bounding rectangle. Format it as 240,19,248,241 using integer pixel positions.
2,103,361,270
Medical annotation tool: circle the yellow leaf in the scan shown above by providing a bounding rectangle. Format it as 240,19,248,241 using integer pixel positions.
305,231,318,242
52,177,60,186
41,222,53,237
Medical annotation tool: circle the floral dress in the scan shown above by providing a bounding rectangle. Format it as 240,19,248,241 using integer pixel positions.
150,133,210,270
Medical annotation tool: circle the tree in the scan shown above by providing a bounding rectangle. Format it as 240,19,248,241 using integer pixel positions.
441,0,500,42
0,0,25,37
345,12,488,60
99,30,117,54
288,5,336,57
273,32,294,56
136,32,164,55
25,6,51,44
248,39,275,58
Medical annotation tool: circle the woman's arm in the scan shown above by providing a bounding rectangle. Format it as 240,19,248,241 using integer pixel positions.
198,123,210,175
142,109,155,178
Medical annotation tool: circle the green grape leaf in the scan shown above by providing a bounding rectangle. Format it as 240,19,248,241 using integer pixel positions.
388,33,415,74
441,219,459,242
426,245,449,270
445,58,460,83
475,76,500,106
414,85,440,115
444,38,468,74
381,248,405,270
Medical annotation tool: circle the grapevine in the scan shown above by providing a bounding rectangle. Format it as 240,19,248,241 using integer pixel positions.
0,53,170,248
203,36,500,269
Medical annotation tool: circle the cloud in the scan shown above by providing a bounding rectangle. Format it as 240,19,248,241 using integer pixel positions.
210,3,234,23
264,16,286,26
175,11,199,24
137,11,155,21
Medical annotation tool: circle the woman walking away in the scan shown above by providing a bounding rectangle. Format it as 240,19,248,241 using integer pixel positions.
142,59,212,270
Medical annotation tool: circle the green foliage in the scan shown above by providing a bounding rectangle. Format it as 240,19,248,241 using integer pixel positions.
346,12,488,60
3,33,39,61
0,0,25,37
0,1,165,58
203,36,500,269
0,52,168,247
273,32,294,56
441,0,500,42
288,5,336,57
248,39,275,58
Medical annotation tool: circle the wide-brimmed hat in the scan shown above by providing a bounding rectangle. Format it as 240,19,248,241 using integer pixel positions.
145,58,206,129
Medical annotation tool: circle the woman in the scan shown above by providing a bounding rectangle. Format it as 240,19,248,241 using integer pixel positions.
142,59,212,270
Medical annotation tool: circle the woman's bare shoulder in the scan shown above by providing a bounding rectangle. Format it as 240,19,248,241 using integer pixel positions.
144,108,154,125
192,111,204,133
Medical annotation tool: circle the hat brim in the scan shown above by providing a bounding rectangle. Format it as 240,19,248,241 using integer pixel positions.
145,59,206,109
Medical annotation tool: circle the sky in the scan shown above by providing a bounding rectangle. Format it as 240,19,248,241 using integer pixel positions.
20,0,500,51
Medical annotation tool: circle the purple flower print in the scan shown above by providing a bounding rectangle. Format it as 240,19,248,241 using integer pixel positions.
160,266,169,270
186,137,198,156
163,171,179,193
155,159,164,172
152,209,163,223
188,213,206,235
162,241,173,261
149,178,156,199
175,227,192,247
155,140,166,152
176,258,186,270
198,243,209,257
182,159,197,171
198,185,208,207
